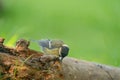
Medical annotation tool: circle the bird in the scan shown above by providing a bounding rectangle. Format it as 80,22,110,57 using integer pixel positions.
38,39,69,61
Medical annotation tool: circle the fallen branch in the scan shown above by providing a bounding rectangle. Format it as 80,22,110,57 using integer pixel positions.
0,38,120,80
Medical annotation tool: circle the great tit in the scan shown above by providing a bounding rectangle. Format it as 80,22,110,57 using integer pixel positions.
38,39,69,61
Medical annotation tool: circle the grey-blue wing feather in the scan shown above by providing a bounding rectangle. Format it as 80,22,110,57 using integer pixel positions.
38,39,50,48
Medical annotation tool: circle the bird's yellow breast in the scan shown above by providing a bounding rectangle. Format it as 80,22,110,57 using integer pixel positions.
43,47,60,56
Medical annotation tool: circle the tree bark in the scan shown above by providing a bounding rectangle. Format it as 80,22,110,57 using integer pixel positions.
0,38,120,80
62,57,120,80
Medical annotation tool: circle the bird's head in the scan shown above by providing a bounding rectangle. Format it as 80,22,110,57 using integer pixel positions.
59,44,69,60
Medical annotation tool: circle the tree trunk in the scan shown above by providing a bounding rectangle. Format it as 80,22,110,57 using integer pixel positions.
0,38,120,80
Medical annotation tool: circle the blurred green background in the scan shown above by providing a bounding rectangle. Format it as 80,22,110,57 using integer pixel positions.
0,0,120,66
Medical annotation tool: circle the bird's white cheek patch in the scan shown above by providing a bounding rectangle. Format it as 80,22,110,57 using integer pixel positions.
59,47,62,56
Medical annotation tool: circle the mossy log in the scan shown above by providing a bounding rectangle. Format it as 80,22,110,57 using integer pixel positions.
0,38,120,80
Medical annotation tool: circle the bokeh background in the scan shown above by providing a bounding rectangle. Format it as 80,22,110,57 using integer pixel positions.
0,0,120,66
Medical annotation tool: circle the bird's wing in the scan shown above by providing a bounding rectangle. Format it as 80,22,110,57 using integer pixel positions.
39,39,50,48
